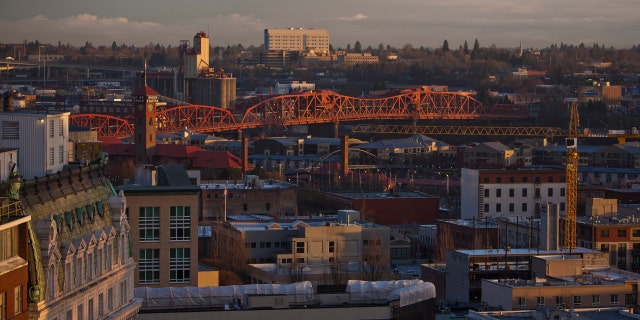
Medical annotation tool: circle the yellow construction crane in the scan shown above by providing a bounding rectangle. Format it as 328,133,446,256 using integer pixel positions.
564,102,579,251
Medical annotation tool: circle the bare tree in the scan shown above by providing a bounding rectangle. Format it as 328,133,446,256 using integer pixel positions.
361,238,389,281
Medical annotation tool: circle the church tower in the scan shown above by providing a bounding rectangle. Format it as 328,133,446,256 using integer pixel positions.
133,85,159,162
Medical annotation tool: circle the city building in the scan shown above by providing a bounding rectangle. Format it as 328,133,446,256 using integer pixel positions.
200,176,298,221
437,247,602,305
21,162,141,320
275,81,315,94
324,191,440,225
337,52,379,65
0,108,69,180
118,164,202,287
264,28,330,54
481,255,638,311
460,167,567,219
0,176,30,320
463,142,515,168
434,219,500,262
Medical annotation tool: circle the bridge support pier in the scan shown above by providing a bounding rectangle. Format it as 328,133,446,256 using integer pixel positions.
333,122,339,138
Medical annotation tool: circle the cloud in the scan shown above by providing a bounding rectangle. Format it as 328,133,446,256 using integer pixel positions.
336,13,368,21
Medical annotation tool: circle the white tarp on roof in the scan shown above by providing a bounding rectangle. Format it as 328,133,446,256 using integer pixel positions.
387,282,436,307
346,279,424,302
134,281,313,309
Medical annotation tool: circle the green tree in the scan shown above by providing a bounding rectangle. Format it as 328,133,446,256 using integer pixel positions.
463,40,469,55
442,39,449,52
354,41,362,53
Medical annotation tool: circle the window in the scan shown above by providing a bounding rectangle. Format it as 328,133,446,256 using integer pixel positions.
509,203,514,212
139,207,160,241
573,295,581,306
601,230,610,238
66,310,72,320
2,121,19,139
509,188,514,197
58,146,64,164
49,147,55,165
496,203,501,212
522,203,528,212
243,204,248,211
77,304,83,320
522,176,528,183
509,177,515,183
50,120,55,137
0,292,4,320
296,242,305,253
0,226,18,260
88,299,94,320
484,203,489,212
484,189,490,197
522,188,527,197
555,296,563,307
611,294,619,305
108,288,113,311
14,286,21,315
592,295,600,306
170,206,191,241
535,188,540,197
618,230,626,237
560,188,566,197
329,241,335,253
266,203,271,211
138,249,160,284
633,229,640,237
548,188,553,196
98,294,104,317
517,297,526,308
536,296,545,307
548,176,554,182
496,189,502,198
59,119,64,136
496,177,502,183
170,248,191,283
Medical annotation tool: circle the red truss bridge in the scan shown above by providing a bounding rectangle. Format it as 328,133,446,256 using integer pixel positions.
70,86,530,137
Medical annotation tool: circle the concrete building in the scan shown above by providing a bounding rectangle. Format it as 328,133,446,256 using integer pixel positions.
264,28,330,54
118,165,202,288
461,167,567,219
21,162,141,320
202,215,392,285
200,176,298,221
0,109,69,180
441,248,602,305
463,142,515,168
183,31,210,80
0,182,30,320
481,255,638,311
275,81,315,94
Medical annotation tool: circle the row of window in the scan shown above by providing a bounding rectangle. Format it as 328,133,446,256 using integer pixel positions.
60,280,128,320
525,294,628,308
139,248,191,284
600,229,640,238
483,176,564,183
139,206,191,242
483,187,565,198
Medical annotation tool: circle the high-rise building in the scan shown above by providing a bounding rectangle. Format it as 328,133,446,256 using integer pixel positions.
183,32,210,79
264,28,330,54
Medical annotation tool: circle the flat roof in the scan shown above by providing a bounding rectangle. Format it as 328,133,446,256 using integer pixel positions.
455,247,598,257
328,191,435,199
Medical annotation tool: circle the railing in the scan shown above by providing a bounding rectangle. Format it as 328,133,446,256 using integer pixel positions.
0,197,25,223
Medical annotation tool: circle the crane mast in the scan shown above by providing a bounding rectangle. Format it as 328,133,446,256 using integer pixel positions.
564,102,579,250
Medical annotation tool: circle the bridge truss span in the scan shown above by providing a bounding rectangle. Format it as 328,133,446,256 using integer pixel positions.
70,87,530,137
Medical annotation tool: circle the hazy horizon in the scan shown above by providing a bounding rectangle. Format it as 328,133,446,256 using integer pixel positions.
1,0,639,49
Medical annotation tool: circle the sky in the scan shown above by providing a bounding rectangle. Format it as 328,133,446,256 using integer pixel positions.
1,0,639,50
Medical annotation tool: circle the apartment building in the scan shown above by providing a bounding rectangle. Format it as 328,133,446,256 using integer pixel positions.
119,165,201,288
264,28,330,54
461,167,567,219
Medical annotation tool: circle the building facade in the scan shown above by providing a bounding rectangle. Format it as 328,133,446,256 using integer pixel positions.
119,166,201,288
264,28,330,54
21,164,141,320
0,110,69,180
461,168,567,219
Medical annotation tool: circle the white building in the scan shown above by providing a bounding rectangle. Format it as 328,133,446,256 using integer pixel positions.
264,28,330,54
0,110,69,180
461,167,567,219
275,81,315,94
